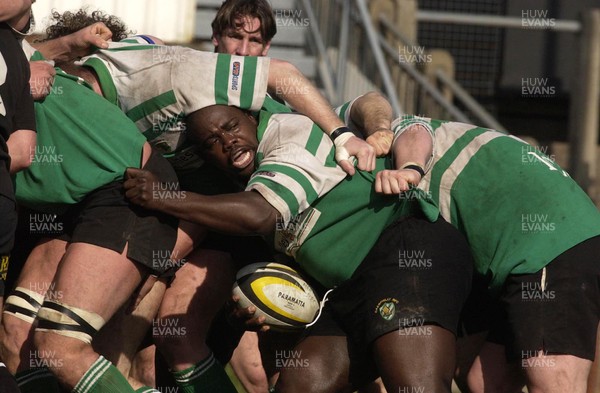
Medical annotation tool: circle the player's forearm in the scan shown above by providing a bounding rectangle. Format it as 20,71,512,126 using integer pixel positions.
392,125,433,169
350,92,393,137
32,36,76,63
268,59,344,134
153,191,278,236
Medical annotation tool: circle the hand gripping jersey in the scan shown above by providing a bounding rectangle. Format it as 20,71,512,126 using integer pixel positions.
392,115,600,293
247,111,438,288
79,43,270,172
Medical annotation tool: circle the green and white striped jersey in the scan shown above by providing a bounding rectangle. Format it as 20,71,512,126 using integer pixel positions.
246,110,437,287
247,111,346,225
393,115,600,293
79,43,269,171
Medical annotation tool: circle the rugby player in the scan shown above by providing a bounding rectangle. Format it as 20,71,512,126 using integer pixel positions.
1,16,376,393
0,1,37,391
4,40,179,393
123,100,475,393
211,2,282,391
341,93,600,393
64,21,374,393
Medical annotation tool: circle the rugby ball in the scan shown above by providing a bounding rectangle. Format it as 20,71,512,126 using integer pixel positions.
232,262,320,331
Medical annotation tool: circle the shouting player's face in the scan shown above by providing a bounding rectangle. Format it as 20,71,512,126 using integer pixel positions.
188,105,259,180
213,16,271,57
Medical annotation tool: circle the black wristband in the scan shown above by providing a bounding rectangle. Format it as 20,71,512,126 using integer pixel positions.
402,164,425,178
329,126,353,142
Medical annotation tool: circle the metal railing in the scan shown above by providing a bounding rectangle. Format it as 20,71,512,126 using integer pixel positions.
299,0,506,126
413,9,599,203
298,1,600,203
378,13,505,130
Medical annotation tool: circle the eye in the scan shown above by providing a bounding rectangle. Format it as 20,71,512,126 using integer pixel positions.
225,120,239,132
202,136,219,150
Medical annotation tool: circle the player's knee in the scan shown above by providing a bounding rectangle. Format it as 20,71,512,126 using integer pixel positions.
2,288,44,360
34,300,105,359
276,356,347,393
466,367,519,393
1,317,29,362
3,287,44,325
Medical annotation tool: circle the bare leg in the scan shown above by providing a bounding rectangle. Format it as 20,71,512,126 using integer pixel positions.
454,332,488,393
33,243,145,389
275,335,354,393
1,238,66,374
587,324,600,393
373,326,456,393
129,345,157,388
154,247,236,370
525,353,591,393
91,222,203,387
93,278,167,390
467,342,526,393
229,332,269,393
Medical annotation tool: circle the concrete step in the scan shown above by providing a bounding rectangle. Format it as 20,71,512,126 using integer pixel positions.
198,0,297,10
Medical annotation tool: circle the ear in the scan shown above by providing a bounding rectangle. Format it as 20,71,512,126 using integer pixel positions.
245,111,258,126
261,40,272,56
212,34,220,49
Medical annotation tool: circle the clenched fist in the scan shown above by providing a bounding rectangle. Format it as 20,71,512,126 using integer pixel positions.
374,169,422,195
124,167,163,209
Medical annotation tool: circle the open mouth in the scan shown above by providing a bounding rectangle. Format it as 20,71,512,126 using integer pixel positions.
231,148,255,170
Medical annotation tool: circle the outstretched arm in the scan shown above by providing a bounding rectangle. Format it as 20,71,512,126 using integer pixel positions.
268,59,375,175
31,22,111,62
124,168,278,236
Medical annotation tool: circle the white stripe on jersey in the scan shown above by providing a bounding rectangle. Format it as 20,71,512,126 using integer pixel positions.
315,135,333,161
227,56,242,108
247,113,346,225
174,48,218,113
438,131,502,222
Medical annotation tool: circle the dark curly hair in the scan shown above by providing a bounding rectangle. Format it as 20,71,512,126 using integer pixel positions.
45,8,134,41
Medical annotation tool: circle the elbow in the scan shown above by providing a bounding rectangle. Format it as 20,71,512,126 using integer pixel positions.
244,208,277,237
363,91,385,100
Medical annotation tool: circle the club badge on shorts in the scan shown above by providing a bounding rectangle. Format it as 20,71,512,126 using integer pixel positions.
375,298,399,321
